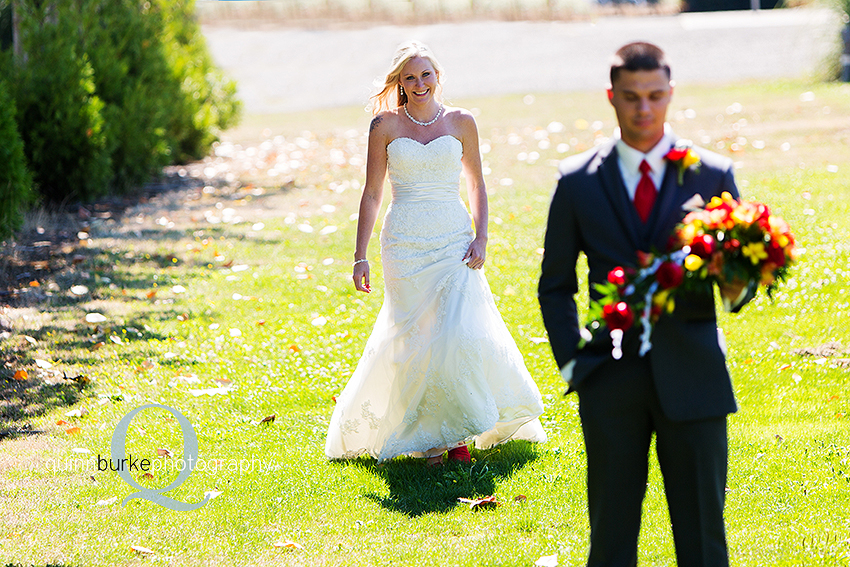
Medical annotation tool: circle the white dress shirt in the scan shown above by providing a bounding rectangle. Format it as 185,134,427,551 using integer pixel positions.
615,125,678,200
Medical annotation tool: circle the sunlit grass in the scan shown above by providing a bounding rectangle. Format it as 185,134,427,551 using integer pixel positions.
0,78,848,566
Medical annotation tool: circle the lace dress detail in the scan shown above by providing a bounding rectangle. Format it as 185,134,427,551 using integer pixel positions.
325,135,546,461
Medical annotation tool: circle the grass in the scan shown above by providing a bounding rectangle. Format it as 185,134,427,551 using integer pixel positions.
1,77,849,566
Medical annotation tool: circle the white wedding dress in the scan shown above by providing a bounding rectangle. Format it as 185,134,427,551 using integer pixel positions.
325,135,546,462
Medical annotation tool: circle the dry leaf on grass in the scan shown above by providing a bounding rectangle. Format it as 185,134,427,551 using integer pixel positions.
457,495,500,510
130,545,154,555
259,414,275,425
156,448,173,458
13,370,28,380
535,554,559,567
273,539,304,551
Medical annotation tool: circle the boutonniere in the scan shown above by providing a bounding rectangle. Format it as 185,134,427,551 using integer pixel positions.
665,140,701,186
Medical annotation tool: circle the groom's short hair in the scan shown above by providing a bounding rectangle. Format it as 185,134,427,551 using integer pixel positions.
610,42,671,86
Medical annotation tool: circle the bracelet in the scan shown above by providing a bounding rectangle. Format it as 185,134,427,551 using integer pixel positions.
353,258,369,266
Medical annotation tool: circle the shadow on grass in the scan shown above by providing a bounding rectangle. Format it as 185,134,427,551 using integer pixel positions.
0,376,92,441
338,440,539,517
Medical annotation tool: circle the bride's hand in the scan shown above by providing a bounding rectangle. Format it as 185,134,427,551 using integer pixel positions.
353,261,371,293
463,236,487,270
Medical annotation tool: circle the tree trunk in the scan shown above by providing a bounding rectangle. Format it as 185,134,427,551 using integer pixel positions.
12,0,24,63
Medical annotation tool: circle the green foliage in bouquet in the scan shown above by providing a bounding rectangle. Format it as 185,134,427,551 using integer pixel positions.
0,77,35,238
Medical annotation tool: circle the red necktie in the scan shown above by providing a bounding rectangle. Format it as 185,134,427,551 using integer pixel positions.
634,159,657,223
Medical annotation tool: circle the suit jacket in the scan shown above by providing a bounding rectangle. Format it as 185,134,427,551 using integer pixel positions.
538,138,740,422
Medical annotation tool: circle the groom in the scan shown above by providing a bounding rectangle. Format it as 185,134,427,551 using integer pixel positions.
539,42,748,566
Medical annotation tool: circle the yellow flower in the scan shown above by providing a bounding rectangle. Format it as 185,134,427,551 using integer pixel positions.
685,254,704,271
742,242,768,265
682,149,700,169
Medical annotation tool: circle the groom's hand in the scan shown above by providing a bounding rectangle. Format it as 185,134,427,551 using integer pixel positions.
463,236,487,270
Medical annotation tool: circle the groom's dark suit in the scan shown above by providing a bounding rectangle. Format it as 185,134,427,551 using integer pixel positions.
539,137,741,566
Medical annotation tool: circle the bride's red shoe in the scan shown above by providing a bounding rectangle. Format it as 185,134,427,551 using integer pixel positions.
447,445,471,463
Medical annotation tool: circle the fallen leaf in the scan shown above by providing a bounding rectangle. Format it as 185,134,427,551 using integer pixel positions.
779,363,792,371
56,419,70,426
156,448,173,458
273,539,304,550
256,320,266,326
140,473,155,480
70,285,89,296
110,335,123,345
457,495,500,510
288,345,301,353
91,341,106,350
85,313,107,324
65,407,87,418
513,494,527,503
214,378,233,387
65,426,81,435
259,414,275,425
535,554,559,567
146,290,156,299
130,545,154,554
97,496,118,506
34,359,53,369
188,387,231,397
13,370,28,380
29,280,40,287
22,335,37,345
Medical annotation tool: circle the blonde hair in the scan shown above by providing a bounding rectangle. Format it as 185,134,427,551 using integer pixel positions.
369,41,444,115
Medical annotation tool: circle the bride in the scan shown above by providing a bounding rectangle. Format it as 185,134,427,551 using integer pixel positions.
325,41,546,465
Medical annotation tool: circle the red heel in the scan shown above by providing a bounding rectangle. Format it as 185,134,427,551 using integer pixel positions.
447,445,471,463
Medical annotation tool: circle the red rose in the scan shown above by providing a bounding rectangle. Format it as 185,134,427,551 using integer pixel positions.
607,267,627,286
723,238,741,252
656,261,684,289
689,234,716,258
636,251,655,268
603,301,634,331
766,242,786,267
666,148,687,161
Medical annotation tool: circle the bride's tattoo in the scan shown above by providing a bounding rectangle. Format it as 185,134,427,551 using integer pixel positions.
370,115,383,132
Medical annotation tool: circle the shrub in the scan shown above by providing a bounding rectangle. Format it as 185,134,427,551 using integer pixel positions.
154,0,241,161
10,0,112,203
80,0,180,190
1,0,240,204
0,78,35,238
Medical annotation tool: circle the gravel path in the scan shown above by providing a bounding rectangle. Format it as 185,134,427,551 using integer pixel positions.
202,8,840,114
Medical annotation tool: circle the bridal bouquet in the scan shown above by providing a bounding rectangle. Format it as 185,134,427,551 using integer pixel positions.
583,192,798,358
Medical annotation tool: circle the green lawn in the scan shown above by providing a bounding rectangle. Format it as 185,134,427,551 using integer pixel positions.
1,78,848,566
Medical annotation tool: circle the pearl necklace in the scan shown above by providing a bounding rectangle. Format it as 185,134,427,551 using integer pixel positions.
404,104,444,127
